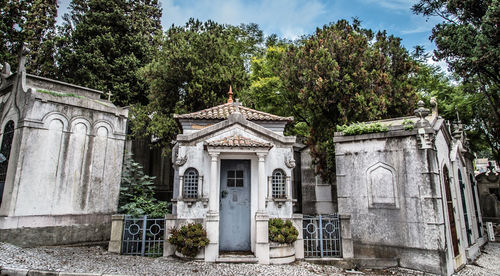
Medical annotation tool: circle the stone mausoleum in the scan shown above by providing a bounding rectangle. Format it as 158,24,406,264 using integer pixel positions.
0,49,128,246
165,88,303,264
333,99,486,275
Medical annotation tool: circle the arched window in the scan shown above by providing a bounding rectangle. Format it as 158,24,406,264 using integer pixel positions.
272,169,286,198
183,168,199,199
0,121,15,207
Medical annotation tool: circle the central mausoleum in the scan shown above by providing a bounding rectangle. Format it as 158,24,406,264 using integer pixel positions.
164,88,303,263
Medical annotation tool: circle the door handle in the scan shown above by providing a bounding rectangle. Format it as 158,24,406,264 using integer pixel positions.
221,190,228,198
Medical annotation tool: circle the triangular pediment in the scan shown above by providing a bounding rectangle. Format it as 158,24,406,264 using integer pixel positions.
176,113,295,146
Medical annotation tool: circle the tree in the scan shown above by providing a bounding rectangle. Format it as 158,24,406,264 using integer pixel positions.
0,0,58,76
279,20,419,183
132,19,263,149
413,0,500,163
57,0,162,106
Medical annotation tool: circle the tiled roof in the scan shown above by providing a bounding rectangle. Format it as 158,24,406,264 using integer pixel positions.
174,102,293,122
207,135,272,148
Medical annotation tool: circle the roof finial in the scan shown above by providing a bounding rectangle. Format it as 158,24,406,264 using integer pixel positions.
227,85,233,104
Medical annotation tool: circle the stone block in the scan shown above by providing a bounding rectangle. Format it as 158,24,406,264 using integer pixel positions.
58,273,102,276
0,267,29,276
27,270,58,276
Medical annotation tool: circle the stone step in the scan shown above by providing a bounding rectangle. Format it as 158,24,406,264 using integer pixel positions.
216,254,259,263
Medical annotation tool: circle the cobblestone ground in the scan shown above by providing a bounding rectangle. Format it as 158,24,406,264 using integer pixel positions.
0,242,498,275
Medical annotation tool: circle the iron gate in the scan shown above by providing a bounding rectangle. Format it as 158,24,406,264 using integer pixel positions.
122,215,165,257
303,214,342,258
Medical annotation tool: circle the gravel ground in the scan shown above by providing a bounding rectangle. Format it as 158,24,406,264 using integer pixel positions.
0,242,498,275
455,242,500,276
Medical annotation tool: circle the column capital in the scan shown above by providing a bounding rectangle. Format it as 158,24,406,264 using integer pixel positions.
209,152,220,161
256,152,267,161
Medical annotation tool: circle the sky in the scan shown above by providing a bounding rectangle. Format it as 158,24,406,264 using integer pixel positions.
57,0,445,67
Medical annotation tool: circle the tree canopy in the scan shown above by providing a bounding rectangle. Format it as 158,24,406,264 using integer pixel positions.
56,0,162,106
0,0,58,76
413,0,500,163
247,20,419,182
130,19,264,149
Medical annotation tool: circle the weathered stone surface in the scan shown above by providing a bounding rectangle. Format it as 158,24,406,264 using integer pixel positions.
334,112,485,275
0,55,128,246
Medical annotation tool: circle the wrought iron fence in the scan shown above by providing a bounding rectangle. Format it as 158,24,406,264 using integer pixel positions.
122,215,165,257
303,214,342,258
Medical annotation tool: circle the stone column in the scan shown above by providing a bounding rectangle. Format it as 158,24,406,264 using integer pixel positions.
108,214,124,253
255,152,270,264
205,152,220,262
257,153,267,211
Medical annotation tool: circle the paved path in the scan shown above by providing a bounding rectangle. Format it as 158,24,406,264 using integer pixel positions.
0,242,498,275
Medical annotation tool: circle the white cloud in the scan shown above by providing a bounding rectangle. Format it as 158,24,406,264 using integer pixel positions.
361,0,416,11
161,0,326,39
426,55,450,75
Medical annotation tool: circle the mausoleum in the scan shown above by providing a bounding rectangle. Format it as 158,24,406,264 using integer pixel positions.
333,99,486,275
165,87,303,264
0,48,128,246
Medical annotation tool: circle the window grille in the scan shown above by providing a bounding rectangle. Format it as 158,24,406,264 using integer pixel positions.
183,168,198,198
272,169,286,198
227,170,244,187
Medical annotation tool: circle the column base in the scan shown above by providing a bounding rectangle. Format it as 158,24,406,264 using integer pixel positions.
255,211,269,264
205,211,219,262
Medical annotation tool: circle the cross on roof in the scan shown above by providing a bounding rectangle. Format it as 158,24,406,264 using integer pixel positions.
106,91,112,101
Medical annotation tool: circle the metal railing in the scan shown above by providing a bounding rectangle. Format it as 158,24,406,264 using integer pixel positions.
121,215,165,257
303,214,342,258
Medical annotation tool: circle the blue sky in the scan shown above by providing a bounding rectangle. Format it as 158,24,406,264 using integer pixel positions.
58,0,444,64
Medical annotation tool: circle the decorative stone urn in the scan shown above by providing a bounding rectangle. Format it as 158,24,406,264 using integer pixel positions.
269,242,296,264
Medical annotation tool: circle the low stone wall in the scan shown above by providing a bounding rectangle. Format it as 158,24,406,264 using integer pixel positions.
163,214,204,258
0,213,112,247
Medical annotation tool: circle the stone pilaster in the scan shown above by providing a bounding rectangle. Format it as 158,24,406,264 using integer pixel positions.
255,211,269,264
164,214,177,256
205,152,220,262
108,214,124,253
205,211,220,262
340,214,353,259
292,213,304,259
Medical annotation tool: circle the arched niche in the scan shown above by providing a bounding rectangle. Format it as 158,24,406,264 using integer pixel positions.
366,162,399,208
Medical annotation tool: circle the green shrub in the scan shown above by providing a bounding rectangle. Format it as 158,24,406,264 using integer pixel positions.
168,223,209,257
336,122,389,136
402,119,415,130
118,153,170,218
269,218,298,244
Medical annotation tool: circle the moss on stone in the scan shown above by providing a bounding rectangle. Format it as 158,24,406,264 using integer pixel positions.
37,89,83,99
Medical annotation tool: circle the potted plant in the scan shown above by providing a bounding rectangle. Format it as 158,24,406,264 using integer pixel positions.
168,223,209,259
268,218,298,264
